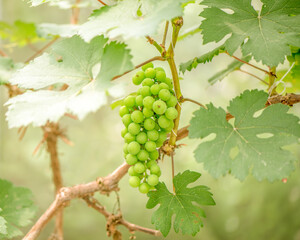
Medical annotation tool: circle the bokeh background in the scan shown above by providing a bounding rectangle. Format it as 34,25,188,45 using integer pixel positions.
1,1,300,239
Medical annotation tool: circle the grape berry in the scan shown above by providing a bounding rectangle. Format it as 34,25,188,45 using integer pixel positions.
119,63,178,194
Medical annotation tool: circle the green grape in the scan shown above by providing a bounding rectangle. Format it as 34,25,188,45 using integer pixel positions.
136,132,147,144
159,83,169,90
124,133,135,143
153,100,167,115
124,96,136,108
155,139,164,147
145,141,156,152
119,106,129,117
166,95,177,107
127,141,141,155
145,68,156,79
147,174,159,186
128,166,139,176
144,118,155,130
137,150,149,161
142,78,154,87
131,110,144,123
121,128,128,138
149,150,159,160
156,71,166,82
141,62,154,71
147,129,159,141
158,89,171,101
165,107,178,120
154,67,165,73
154,122,160,131
123,143,128,154
122,114,132,127
143,96,155,109
132,71,145,85
147,160,157,168
128,122,140,135
143,108,154,118
134,162,146,173
164,121,174,132
150,164,161,175
158,115,171,129
150,84,161,95
140,86,151,97
129,176,140,188
158,131,167,142
139,182,150,194
164,77,172,86
135,95,143,107
126,154,138,165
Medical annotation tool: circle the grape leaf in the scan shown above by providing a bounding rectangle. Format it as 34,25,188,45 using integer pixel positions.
180,45,225,73
146,170,215,237
0,57,23,85
200,0,300,66
5,35,133,128
189,90,300,181
0,179,36,239
36,23,79,38
79,0,190,41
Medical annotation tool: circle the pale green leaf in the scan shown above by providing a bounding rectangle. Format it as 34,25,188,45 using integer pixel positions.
28,0,100,8
0,57,23,85
189,90,300,181
147,170,215,237
0,179,36,239
36,23,79,38
200,0,300,66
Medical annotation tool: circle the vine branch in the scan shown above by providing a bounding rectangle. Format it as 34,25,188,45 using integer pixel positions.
238,69,268,85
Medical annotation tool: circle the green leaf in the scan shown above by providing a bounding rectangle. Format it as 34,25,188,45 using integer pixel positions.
5,35,133,128
208,56,251,85
36,23,79,38
179,44,225,73
146,170,215,237
0,179,36,239
0,57,23,85
79,0,190,41
200,0,300,66
189,90,300,181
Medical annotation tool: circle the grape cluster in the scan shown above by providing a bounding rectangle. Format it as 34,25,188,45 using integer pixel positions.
119,63,178,194
287,46,300,65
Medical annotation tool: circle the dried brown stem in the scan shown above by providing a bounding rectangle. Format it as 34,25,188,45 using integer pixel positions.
266,93,300,106
97,0,107,5
238,69,268,85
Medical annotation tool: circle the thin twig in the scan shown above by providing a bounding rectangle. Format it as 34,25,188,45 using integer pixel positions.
71,0,81,25
97,0,107,5
25,37,59,63
146,36,164,53
181,98,206,108
226,52,273,76
162,21,169,46
171,153,175,193
238,69,268,85
111,56,165,81
0,48,8,57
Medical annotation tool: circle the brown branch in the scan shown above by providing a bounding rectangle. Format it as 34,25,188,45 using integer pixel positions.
71,0,81,25
181,98,206,109
266,93,300,106
238,69,268,85
111,56,165,81
97,0,107,5
162,21,169,47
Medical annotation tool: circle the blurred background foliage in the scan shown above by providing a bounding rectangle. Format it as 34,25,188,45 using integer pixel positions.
0,0,300,239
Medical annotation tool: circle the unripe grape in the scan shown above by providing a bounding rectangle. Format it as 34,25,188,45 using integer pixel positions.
153,100,167,115
128,122,140,135
143,108,154,118
155,122,160,131
129,176,140,188
143,96,155,109
128,166,139,176
135,95,143,107
141,62,154,71
147,129,159,141
145,68,156,79
147,160,157,168
145,141,156,152
165,107,178,120
166,95,177,107
150,164,161,175
142,78,154,87
158,89,171,101
121,128,128,138
123,143,128,154
127,141,140,155
164,77,172,86
158,115,171,129
147,174,159,186
140,86,151,97
119,106,129,117
137,150,149,161
122,114,132,127
134,162,146,173
136,132,147,144
159,83,169,90
150,84,161,95
132,71,145,85
158,131,167,142
139,182,150,194
154,67,165,73
164,120,174,132
124,133,135,143
149,150,159,160
156,71,166,82
155,139,164,147
124,96,136,108
126,154,138,165
131,110,144,123
144,118,155,130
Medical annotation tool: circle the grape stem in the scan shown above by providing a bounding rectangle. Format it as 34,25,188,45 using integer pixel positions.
181,98,206,109
238,69,268,85
268,66,277,96
162,21,169,47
